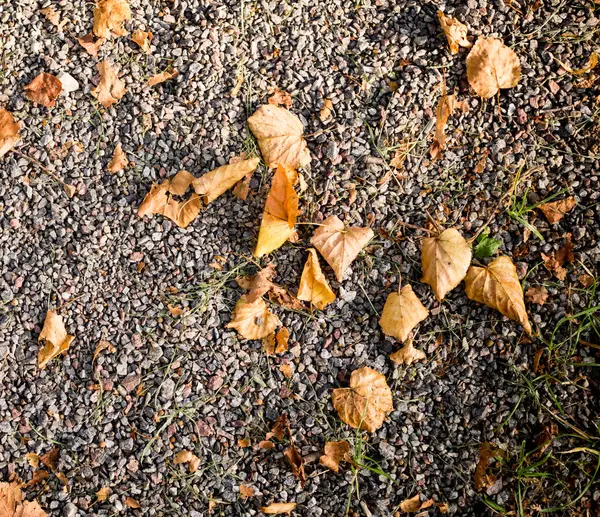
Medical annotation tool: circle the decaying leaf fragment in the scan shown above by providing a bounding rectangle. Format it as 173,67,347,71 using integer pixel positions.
268,87,293,109
541,235,574,281
437,11,472,55
399,494,423,513
430,92,457,160
0,482,47,517
239,484,254,499
0,108,20,158
379,285,429,343
319,440,352,473
525,286,548,305
558,52,598,75
319,98,333,121
137,170,201,228
93,0,131,38
124,497,141,509
236,263,304,310
192,157,260,205
131,30,152,53
173,450,200,473
389,338,427,366
466,37,521,98
107,143,128,173
266,414,288,441
331,366,393,432
77,33,106,57
255,164,299,257
284,425,306,487
38,310,75,369
421,228,472,301
226,295,281,340
465,256,532,334
24,73,62,108
263,327,289,355
474,442,504,490
297,249,336,309
96,486,110,501
538,196,576,224
260,502,297,515
147,68,178,87
310,216,374,282
248,104,311,169
91,60,126,108
41,7,67,30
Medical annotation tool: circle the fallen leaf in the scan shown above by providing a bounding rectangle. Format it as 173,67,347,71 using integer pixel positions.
25,453,40,469
268,87,293,109
28,470,49,487
93,0,131,38
40,7,60,26
76,33,106,56
541,235,574,281
173,450,200,472
248,104,311,169
192,157,260,204
137,170,201,228
168,304,184,317
107,143,128,173
238,438,251,448
389,141,410,169
319,440,352,473
538,196,576,224
259,440,275,449
38,310,75,369
93,339,115,362
96,487,110,501
226,295,281,340
147,68,178,87
430,92,457,160
91,60,126,108
279,363,293,379
558,52,598,75
24,73,62,108
0,108,20,158
474,442,504,490
261,502,297,515
255,164,299,257
437,11,471,55
525,286,548,305
131,30,152,53
0,482,47,517
297,248,336,309
239,484,254,499
399,494,422,512
389,338,427,366
310,216,374,282
284,429,306,487
578,274,595,288
331,366,393,432
421,228,472,301
466,37,521,98
437,502,449,514
40,448,59,471
124,496,141,509
275,327,289,353
465,256,532,334
379,285,429,343
474,149,489,173
266,414,288,441
236,264,303,310
319,98,333,121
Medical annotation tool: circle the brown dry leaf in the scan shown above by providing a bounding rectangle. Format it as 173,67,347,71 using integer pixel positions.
28,470,49,487
192,157,260,204
525,286,548,305
226,295,281,340
310,216,374,282
578,274,595,288
559,52,598,75
266,414,288,441
268,87,293,109
331,366,393,433
91,61,126,108
239,484,254,499
474,149,489,173
430,92,457,161
279,363,293,379
40,448,59,471
25,453,40,469
259,440,274,449
0,482,48,517
319,98,333,121
284,427,306,487
247,105,311,169
421,228,472,301
319,440,352,473
137,170,201,228
297,249,336,309
107,143,128,173
24,73,62,108
255,164,299,257
238,438,251,448
474,443,504,490
93,0,131,38
236,263,278,302
168,304,184,317
541,235,574,281
399,494,423,512
389,141,410,169
124,496,141,509
96,487,110,501
40,7,60,26
131,30,152,54
147,68,178,87
173,451,200,472
261,502,297,515
0,108,20,158
466,37,521,98
77,33,106,56
93,339,115,362
379,285,429,343
189,455,201,473
437,502,449,514
275,327,289,353
389,338,427,366
465,256,532,334
38,310,75,369
437,11,471,55
538,196,576,224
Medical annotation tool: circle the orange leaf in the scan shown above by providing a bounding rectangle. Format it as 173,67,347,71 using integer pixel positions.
24,73,62,108
93,0,131,38
147,68,178,87
131,30,152,53
77,33,106,57
0,108,20,158
0,482,48,516
91,61,126,108
297,249,336,309
538,196,576,224
379,285,429,343
107,143,128,173
226,296,281,340
38,310,75,369
193,158,260,205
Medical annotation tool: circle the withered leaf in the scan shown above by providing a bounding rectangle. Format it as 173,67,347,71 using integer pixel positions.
319,440,352,473
389,338,427,366
173,450,200,473
107,143,128,173
541,236,575,281
438,11,471,55
266,414,288,441
38,310,75,369
319,98,333,121
559,52,598,75
0,108,20,158
40,448,59,471
379,285,429,343
25,453,40,469
91,60,126,108
474,442,504,490
283,426,306,487
248,104,310,169
331,366,393,433
0,482,48,517
268,87,293,109
96,487,110,501
236,263,304,310
465,256,532,334
399,494,423,513
466,37,521,98
226,295,281,340
131,30,152,53
538,196,576,224
40,7,61,27
430,92,457,161
147,68,178,87
24,73,62,108
93,339,115,362
28,470,49,487
124,497,141,509
279,363,293,379
263,328,289,355
93,0,131,38
260,502,297,515
192,157,260,205
310,216,374,282
525,286,548,305
238,438,251,448
297,249,336,310
77,33,106,57
239,484,254,499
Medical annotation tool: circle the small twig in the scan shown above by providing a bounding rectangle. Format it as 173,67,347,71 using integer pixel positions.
394,221,434,235
10,149,74,195
425,210,442,233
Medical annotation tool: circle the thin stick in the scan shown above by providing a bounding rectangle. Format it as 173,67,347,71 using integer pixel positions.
395,221,434,234
10,149,70,189
425,210,442,233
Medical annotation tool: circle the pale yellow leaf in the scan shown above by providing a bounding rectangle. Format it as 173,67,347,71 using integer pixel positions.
38,310,74,369
91,61,126,108
226,295,281,340
379,285,429,343
93,0,131,38
192,157,260,204
297,249,336,309
437,11,471,55
389,338,427,366
261,502,297,515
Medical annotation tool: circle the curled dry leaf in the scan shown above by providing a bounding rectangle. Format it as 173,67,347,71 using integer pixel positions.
226,295,281,340
96,487,110,501
38,310,75,369
389,339,427,366
331,366,393,433
474,442,504,490
437,11,471,55
131,30,152,53
168,304,184,317
255,164,299,257
430,92,456,161
310,216,374,282
466,37,521,98
239,484,254,499
40,7,60,27
91,61,126,108
399,494,423,513
25,453,40,468
319,440,352,473
268,87,293,109
40,448,59,471
279,363,293,379
261,502,297,515
193,157,260,205
236,263,303,310
173,450,200,473
559,52,598,75
93,0,131,38
259,440,275,449
147,68,178,87
124,497,141,509
107,143,128,173
247,104,310,169
525,286,548,305
541,236,574,281
263,328,289,355
538,196,576,224
28,470,49,487
389,141,410,169
0,108,20,158
24,73,62,108
93,339,115,362
379,285,429,343
421,228,472,301
465,256,532,334
319,98,333,121
266,414,288,441
0,482,48,517
77,33,106,57
137,170,201,228
297,249,336,309
284,432,306,487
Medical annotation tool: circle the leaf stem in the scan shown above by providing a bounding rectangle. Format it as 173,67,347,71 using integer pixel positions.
10,148,74,195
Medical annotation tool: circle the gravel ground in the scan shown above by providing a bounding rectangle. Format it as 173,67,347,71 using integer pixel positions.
1,0,599,516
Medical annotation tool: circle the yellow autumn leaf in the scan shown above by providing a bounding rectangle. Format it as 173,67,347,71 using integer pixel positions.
261,502,297,515
107,143,128,173
91,60,127,108
465,256,532,334
38,310,75,369
192,157,260,204
147,68,178,87
0,108,20,158
226,295,281,340
131,30,152,53
379,284,429,343
0,482,47,517
437,11,471,55
93,0,131,38
310,216,373,282
297,249,336,309
389,338,427,366
319,440,352,473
